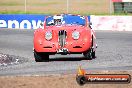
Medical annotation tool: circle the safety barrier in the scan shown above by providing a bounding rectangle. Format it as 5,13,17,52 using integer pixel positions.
91,15,132,31
0,14,132,31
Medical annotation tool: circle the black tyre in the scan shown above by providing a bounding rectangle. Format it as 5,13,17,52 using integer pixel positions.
76,75,86,86
34,50,49,62
91,35,96,58
83,49,92,60
92,51,95,58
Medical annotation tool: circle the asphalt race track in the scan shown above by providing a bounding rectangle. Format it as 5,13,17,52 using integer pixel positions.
0,29,132,76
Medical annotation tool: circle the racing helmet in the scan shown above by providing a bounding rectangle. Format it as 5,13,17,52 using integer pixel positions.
53,15,63,25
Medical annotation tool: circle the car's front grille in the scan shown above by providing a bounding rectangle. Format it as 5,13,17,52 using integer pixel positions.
58,30,67,48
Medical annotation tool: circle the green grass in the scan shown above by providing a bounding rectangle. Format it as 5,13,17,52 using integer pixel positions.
0,2,23,6
0,0,132,15
30,2,62,6
0,1,59,6
82,2,102,6
0,11,26,14
0,10,131,16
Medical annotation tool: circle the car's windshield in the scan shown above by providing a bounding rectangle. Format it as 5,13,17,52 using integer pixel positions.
46,15,86,26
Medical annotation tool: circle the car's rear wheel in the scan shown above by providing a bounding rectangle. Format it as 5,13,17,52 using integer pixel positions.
34,50,49,62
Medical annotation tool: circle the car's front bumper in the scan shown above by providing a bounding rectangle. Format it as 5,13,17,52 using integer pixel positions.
34,39,92,54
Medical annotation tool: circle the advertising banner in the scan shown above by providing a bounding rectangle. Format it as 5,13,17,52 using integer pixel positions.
112,0,132,2
112,0,122,2
0,14,91,29
91,16,132,31
0,14,46,29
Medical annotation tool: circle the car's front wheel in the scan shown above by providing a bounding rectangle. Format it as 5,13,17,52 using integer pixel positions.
83,49,92,60
83,49,95,60
92,51,95,58
34,50,49,62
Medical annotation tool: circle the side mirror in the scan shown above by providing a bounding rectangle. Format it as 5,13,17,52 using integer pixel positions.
40,22,43,26
40,22,44,29
89,22,92,29
89,22,92,25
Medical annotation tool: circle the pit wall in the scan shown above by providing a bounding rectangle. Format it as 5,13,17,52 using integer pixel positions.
0,14,132,31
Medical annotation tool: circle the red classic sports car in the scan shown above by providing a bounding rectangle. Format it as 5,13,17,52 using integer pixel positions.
33,14,97,62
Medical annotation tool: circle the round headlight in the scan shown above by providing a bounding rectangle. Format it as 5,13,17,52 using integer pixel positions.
72,31,80,40
45,31,52,40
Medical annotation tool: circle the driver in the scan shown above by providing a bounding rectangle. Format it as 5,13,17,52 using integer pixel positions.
53,15,63,25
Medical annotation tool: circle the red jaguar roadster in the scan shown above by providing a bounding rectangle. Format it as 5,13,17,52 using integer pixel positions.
33,14,97,62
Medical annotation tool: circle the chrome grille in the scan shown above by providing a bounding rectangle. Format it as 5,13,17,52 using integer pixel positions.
58,30,67,48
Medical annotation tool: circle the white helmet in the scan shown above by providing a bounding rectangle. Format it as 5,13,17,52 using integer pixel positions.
53,15,63,25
